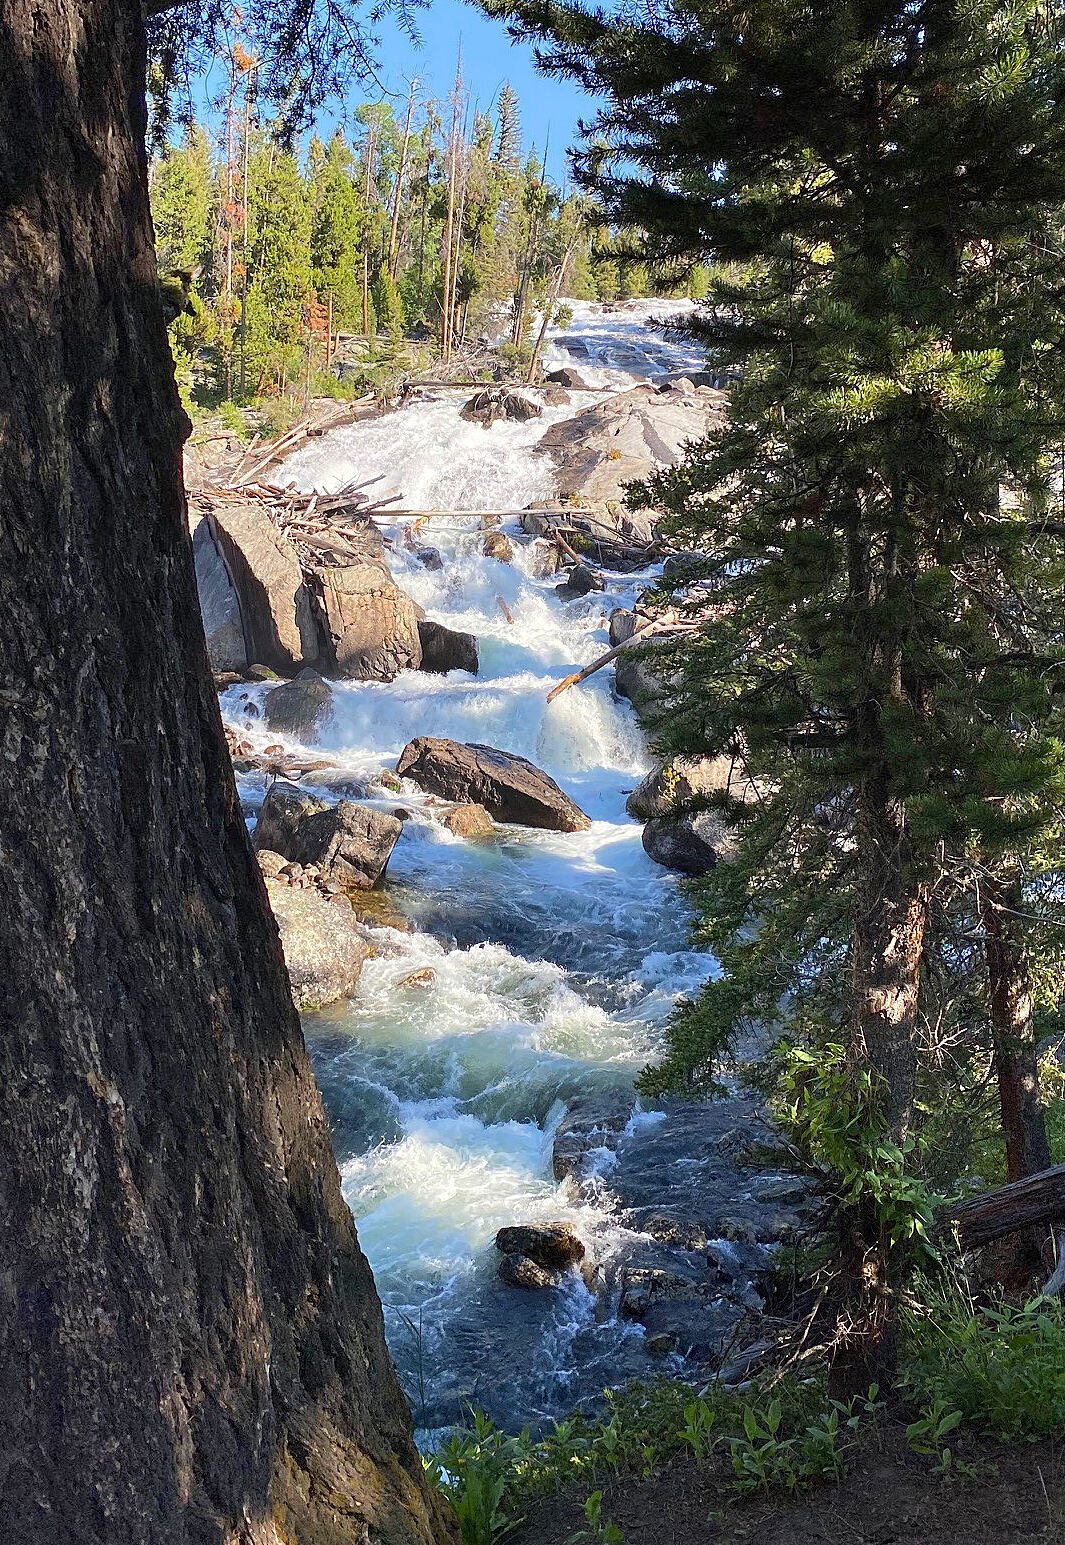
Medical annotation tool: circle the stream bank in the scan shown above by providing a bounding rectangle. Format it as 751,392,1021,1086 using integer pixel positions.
206,301,805,1435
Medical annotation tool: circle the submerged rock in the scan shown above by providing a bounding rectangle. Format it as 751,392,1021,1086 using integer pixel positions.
546,366,593,390
262,668,334,740
551,1088,638,1183
497,1253,558,1291
265,876,369,1010
495,1222,586,1271
396,737,591,832
417,619,479,675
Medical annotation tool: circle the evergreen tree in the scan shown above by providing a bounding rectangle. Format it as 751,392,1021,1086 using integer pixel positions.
310,130,364,327
484,0,1065,1389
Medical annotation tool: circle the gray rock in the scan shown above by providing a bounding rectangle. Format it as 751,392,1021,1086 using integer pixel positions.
299,768,371,799
608,609,638,648
555,563,604,600
265,877,369,1011
626,754,761,820
497,1253,558,1290
415,546,444,571
396,737,590,832
263,668,334,740
528,539,562,578
461,388,543,427
254,783,403,891
253,781,329,855
642,811,732,876
546,366,592,390
417,619,479,675
309,561,422,681
625,1208,710,1252
494,1222,586,1271
197,502,319,673
192,516,248,672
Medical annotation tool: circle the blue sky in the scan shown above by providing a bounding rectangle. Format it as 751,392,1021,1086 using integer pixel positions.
190,0,598,181
365,0,599,180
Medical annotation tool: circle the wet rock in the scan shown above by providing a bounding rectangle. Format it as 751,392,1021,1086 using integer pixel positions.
642,810,732,876
253,781,330,855
749,1174,812,1204
716,1215,762,1246
551,1088,638,1183
398,967,436,989
495,1222,586,1271
497,1254,558,1291
265,877,369,1010
609,608,638,648
396,737,591,832
645,1332,677,1357
262,668,334,740
461,388,543,427
299,768,371,799
417,619,479,675
309,560,422,681
254,783,403,891
415,546,444,571
626,1208,710,1252
546,366,593,390
442,803,495,838
555,563,605,601
627,754,760,821
193,501,320,674
528,538,562,578
482,531,514,563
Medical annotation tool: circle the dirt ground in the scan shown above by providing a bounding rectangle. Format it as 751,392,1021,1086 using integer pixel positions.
509,1428,1065,1545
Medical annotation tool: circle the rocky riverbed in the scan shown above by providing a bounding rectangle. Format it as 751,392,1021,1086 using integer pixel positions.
199,300,807,1436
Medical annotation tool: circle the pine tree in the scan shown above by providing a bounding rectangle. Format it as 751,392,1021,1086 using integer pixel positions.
484,0,1065,1388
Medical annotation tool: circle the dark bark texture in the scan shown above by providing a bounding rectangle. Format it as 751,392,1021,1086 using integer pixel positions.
982,874,1052,1184
0,5,450,1543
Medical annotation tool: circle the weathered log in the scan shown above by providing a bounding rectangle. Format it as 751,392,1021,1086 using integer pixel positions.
546,613,692,702
945,1164,1065,1249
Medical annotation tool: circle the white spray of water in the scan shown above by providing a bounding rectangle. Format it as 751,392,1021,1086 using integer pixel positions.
225,301,717,1427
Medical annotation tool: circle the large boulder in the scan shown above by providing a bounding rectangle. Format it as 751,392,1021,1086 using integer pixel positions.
497,1254,557,1291
417,619,479,675
482,531,514,563
395,738,591,832
192,516,248,672
254,782,403,890
546,366,593,390
199,501,319,673
263,668,334,740
537,381,726,509
555,563,604,601
252,781,329,854
642,810,732,876
309,560,422,681
626,754,760,820
265,877,369,1010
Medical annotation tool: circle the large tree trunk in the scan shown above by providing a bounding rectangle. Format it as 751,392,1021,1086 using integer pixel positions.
982,871,1051,1184
0,6,450,1544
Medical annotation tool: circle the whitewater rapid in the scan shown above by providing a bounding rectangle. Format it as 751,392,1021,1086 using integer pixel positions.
222,301,716,1432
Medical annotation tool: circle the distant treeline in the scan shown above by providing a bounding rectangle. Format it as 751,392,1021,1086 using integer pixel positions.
150,61,709,405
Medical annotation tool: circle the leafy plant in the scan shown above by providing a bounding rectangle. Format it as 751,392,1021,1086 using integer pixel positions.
905,1400,964,1477
565,1490,624,1545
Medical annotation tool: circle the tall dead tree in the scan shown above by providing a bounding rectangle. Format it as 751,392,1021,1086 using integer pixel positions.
0,4,451,1543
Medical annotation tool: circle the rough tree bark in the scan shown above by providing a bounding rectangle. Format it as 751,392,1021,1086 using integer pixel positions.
0,5,451,1543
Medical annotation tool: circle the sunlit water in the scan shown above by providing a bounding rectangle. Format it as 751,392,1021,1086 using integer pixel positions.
223,301,716,1432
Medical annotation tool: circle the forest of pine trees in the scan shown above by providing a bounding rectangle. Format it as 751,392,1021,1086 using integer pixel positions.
149,66,669,408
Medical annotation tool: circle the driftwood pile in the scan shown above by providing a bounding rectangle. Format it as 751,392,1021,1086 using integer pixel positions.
199,475,406,569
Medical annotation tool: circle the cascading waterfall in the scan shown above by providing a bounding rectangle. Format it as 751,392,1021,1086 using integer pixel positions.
223,301,718,1434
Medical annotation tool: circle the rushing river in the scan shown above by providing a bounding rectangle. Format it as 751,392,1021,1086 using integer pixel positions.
223,301,718,1435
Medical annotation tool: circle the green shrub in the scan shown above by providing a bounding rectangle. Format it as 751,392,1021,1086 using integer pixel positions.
903,1288,1065,1439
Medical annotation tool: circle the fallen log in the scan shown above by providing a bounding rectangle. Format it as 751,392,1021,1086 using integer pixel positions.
944,1163,1065,1250
546,613,691,702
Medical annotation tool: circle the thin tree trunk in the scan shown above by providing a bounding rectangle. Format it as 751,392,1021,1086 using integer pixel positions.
0,6,451,1543
982,871,1051,1182
388,79,418,281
